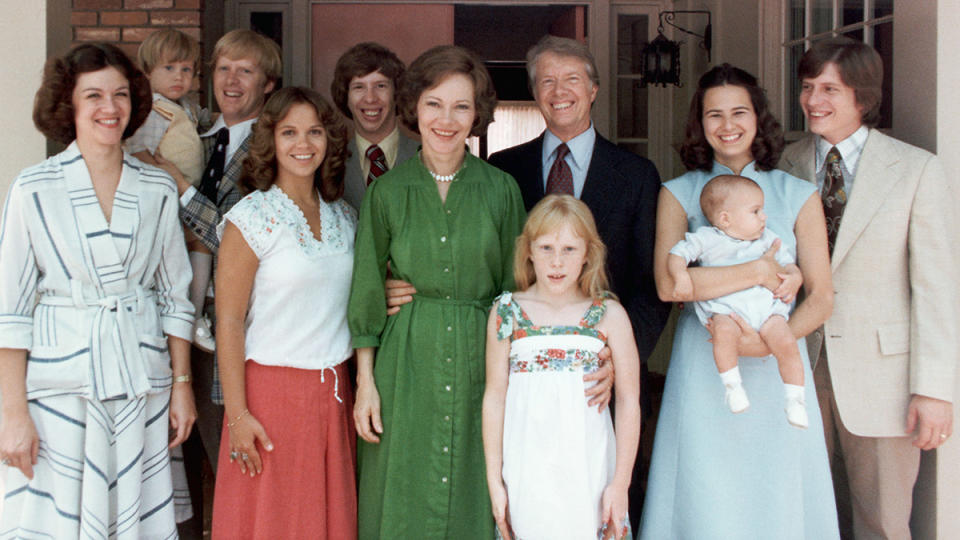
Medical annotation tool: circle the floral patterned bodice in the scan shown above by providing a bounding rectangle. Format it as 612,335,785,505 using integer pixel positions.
494,291,608,375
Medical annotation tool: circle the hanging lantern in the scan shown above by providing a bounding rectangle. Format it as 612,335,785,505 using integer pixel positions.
639,10,712,88
640,34,681,87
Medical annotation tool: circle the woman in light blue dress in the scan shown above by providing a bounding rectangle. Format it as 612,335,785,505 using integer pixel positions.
640,64,840,539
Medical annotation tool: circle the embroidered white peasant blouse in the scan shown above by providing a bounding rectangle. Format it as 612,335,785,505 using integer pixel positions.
218,185,356,370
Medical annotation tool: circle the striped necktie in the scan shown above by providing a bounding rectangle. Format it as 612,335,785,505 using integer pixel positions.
366,144,388,185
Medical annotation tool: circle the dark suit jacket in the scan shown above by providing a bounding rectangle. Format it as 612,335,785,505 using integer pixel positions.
488,132,669,361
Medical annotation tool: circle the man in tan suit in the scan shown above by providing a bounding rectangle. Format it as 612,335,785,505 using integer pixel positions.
780,38,957,539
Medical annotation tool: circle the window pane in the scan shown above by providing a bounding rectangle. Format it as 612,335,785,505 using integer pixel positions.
842,0,864,27
873,0,893,18
812,0,833,35
787,44,805,132
842,28,864,42
617,15,649,74
788,0,805,40
873,22,894,128
617,79,648,138
485,103,546,156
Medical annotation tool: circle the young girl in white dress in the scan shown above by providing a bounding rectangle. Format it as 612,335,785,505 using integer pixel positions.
483,194,641,540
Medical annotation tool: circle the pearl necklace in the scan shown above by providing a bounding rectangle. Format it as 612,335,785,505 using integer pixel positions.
421,152,463,183
429,169,458,182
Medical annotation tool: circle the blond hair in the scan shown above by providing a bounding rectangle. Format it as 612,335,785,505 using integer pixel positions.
514,194,610,298
211,29,282,86
137,28,201,74
700,174,761,225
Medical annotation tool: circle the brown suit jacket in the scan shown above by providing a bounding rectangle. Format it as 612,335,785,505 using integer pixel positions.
780,129,958,436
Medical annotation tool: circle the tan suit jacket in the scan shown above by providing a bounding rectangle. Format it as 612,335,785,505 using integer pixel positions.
780,129,958,437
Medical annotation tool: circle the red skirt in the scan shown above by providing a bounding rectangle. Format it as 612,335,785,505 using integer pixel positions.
212,360,357,539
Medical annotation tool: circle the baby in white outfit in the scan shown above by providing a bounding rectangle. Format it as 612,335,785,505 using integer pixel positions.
668,174,808,428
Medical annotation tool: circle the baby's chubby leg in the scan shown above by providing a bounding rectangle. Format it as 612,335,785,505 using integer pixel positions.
710,314,749,413
759,315,808,428
758,315,803,386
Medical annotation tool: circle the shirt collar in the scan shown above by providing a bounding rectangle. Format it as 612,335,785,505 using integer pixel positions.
543,124,595,171
201,115,257,139
815,124,869,173
356,125,401,167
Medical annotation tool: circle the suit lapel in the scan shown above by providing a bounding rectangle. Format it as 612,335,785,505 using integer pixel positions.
830,130,900,269
396,132,419,165
579,136,618,229
217,134,249,206
782,136,817,185
517,135,546,210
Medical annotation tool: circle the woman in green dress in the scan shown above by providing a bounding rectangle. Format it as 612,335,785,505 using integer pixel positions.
349,45,526,539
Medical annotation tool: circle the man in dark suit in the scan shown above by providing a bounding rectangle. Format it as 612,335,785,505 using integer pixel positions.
330,42,419,211
488,35,669,529
488,36,667,370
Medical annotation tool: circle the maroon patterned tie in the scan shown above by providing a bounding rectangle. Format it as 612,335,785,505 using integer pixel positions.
545,143,574,195
366,144,388,185
821,147,847,255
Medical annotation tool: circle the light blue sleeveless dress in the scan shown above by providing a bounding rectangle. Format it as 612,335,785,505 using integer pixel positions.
639,162,840,540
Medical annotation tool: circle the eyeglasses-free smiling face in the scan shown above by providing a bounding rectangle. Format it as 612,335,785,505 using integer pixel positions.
701,84,758,173
416,73,476,159
148,59,195,102
800,62,864,145
533,52,598,142
530,223,588,294
72,67,131,150
213,55,275,126
347,70,397,143
273,103,327,181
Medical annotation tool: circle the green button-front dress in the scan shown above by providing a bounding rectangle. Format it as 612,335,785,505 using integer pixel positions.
349,153,526,539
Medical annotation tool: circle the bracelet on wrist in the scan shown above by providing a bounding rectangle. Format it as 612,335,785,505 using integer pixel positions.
227,408,250,428
173,374,192,384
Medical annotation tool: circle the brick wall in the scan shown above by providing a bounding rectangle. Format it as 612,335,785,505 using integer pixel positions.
72,0,203,62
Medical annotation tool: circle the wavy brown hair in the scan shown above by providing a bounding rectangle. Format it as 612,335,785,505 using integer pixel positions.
33,43,153,145
679,64,784,172
397,45,497,137
241,87,348,202
331,42,405,119
514,195,611,299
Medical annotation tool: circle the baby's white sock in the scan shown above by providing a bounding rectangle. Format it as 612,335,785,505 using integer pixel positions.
784,383,805,400
719,366,743,386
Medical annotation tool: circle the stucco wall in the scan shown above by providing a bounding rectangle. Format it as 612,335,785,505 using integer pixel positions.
0,3,47,205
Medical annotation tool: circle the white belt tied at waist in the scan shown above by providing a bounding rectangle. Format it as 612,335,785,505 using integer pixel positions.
39,279,159,401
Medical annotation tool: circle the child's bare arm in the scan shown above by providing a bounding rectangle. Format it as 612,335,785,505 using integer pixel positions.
481,307,513,539
666,253,694,300
597,301,641,534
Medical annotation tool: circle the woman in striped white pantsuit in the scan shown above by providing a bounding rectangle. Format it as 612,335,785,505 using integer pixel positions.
0,43,196,539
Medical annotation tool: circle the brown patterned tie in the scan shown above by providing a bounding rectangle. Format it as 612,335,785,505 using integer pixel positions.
821,147,847,255
545,143,574,195
366,144,388,185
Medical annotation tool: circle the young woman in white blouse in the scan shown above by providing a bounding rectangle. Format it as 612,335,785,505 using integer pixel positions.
211,87,358,539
